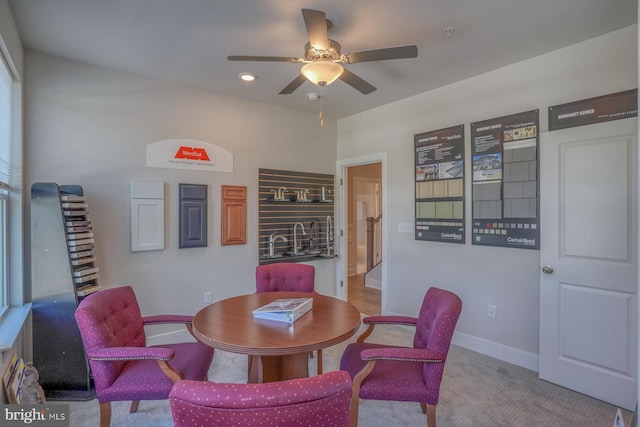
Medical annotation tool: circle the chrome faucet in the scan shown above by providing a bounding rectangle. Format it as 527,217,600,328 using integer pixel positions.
269,232,288,257
271,187,287,201
321,186,332,202
326,216,334,257
293,222,306,255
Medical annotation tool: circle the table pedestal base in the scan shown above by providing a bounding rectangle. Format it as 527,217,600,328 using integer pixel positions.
248,353,309,383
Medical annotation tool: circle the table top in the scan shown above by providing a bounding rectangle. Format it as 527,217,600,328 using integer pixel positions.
192,292,361,356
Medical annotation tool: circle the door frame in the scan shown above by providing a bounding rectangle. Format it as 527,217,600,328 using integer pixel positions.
336,153,388,314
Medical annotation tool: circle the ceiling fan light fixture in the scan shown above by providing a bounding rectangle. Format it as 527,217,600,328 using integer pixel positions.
301,61,344,86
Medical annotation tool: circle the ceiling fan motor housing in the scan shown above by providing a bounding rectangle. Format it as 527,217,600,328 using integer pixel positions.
304,40,342,62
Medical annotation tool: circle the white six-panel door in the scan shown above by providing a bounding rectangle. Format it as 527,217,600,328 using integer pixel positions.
539,118,637,410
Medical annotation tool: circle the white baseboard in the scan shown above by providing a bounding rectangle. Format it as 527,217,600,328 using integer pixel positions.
146,321,539,374
365,279,381,290
146,328,195,346
452,331,539,372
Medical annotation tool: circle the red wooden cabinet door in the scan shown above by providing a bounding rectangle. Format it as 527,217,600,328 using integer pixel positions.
221,185,246,245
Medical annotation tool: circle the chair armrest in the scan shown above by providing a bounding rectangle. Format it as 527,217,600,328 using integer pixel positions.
357,316,418,343
87,346,174,362
143,315,193,326
363,315,418,326
360,347,445,363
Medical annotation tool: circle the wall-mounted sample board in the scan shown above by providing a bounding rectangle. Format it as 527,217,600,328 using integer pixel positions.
414,125,465,243
258,168,335,264
179,183,208,248
471,110,539,249
130,181,165,252
221,185,247,245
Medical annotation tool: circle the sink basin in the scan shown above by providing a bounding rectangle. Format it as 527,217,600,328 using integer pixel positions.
285,251,308,257
315,253,337,259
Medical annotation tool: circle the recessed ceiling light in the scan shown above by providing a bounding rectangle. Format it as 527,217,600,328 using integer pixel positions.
239,73,256,82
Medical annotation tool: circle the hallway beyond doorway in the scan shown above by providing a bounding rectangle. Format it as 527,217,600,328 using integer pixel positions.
348,274,381,315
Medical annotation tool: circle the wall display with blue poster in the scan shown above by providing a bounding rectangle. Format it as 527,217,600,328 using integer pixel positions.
471,110,540,249
414,125,465,243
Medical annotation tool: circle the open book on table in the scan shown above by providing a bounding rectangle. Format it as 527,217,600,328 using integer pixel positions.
252,297,313,323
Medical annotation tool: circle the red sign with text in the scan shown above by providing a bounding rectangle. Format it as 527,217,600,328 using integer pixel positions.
174,146,210,161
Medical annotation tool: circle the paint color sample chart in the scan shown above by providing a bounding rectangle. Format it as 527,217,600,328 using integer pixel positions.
471,110,540,249
414,125,465,243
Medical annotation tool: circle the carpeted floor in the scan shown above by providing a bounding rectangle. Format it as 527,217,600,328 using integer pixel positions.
63,321,630,426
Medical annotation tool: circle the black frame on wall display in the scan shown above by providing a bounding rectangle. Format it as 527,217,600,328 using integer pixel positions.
470,110,540,249
414,124,465,244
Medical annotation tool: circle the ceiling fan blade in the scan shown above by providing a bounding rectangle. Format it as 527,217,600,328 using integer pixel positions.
279,74,308,94
341,45,418,64
301,9,329,50
228,55,304,63
339,69,376,94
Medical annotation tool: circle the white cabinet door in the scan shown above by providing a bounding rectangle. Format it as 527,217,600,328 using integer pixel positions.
130,181,165,252
539,118,637,410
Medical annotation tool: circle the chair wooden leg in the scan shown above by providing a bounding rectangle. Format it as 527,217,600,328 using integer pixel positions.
350,360,376,427
129,400,140,413
99,402,111,427
349,395,360,427
317,349,323,374
425,403,436,427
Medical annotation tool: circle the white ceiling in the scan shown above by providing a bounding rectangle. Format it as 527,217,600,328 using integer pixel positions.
8,0,638,119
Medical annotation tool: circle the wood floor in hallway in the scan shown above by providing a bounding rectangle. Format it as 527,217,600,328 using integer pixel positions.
347,274,381,315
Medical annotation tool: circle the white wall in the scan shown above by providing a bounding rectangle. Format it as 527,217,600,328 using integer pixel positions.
0,0,22,78
23,52,339,326
337,25,638,368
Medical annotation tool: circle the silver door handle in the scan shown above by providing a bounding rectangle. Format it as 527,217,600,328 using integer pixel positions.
542,265,554,274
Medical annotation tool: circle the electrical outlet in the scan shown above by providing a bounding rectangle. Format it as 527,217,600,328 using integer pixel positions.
204,292,212,304
487,304,497,319
397,222,414,233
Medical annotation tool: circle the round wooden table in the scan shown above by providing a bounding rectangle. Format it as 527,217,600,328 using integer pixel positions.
192,292,361,383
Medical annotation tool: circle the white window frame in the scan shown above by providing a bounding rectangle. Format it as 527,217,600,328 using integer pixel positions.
0,191,7,312
0,51,13,313
0,34,27,356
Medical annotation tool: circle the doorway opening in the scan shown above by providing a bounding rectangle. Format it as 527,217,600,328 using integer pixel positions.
345,163,382,315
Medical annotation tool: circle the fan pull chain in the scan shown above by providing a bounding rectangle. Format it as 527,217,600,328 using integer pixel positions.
319,88,325,126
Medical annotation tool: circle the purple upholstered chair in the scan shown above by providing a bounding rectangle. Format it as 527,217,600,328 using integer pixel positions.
255,262,323,373
340,287,462,427
255,262,317,293
74,286,214,427
169,370,352,427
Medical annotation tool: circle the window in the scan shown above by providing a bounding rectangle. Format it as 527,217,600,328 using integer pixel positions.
0,52,14,311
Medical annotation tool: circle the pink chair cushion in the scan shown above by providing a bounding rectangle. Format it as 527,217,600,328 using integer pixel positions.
255,263,317,293
340,287,462,406
341,342,435,402
170,370,352,427
96,342,212,403
75,286,214,403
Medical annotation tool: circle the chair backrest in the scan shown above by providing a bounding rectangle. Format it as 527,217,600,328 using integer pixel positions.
170,370,352,427
255,263,315,293
413,287,462,391
75,286,146,393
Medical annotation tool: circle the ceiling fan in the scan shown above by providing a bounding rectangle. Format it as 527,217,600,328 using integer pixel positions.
228,9,418,95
